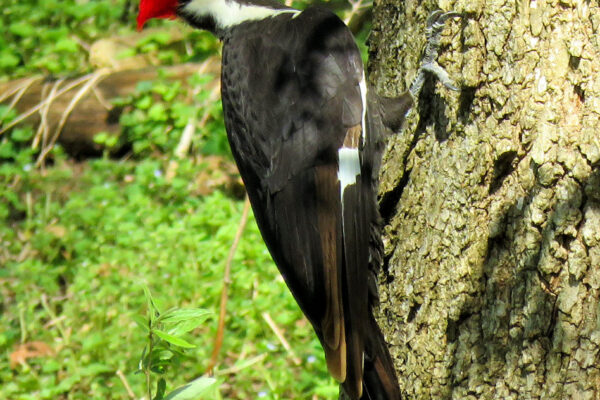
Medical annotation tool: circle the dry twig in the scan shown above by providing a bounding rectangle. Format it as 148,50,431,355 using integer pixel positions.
262,312,301,366
36,69,110,166
0,71,107,136
116,370,136,399
344,0,373,28
206,196,252,374
40,294,70,343
0,76,42,104
32,79,62,152
213,353,267,376
92,85,112,110
165,59,221,181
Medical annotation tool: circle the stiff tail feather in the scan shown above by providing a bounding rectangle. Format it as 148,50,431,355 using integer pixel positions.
339,314,401,400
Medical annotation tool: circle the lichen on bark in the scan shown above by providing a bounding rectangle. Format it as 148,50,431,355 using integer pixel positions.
369,0,600,398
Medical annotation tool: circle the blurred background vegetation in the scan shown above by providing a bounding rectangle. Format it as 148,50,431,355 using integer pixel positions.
0,0,371,398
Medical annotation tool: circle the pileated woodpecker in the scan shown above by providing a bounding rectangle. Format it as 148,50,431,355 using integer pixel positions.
137,1,458,398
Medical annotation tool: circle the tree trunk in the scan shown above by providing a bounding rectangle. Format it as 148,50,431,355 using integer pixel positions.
369,1,600,399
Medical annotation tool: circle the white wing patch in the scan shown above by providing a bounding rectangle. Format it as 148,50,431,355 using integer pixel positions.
337,78,366,200
184,0,299,28
338,147,360,198
359,75,367,141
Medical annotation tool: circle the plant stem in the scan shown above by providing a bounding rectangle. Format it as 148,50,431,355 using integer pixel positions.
146,318,154,400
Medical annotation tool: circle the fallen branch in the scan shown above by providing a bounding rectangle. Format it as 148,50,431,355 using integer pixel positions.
0,61,220,157
0,73,95,136
36,69,110,166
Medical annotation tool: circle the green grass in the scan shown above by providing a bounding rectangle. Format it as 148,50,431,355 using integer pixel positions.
0,0,372,397
0,157,337,399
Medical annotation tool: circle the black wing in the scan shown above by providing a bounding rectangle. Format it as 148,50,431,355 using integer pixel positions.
221,7,399,399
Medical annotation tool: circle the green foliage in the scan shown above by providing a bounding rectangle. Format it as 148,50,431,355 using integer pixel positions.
0,0,221,79
164,376,219,400
0,156,337,399
0,108,39,221
138,286,216,400
0,0,128,77
113,73,230,158
0,0,372,398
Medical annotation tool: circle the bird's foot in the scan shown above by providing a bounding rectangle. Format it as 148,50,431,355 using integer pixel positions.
409,10,461,99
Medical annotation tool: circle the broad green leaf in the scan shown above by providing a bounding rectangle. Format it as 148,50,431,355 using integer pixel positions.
161,309,212,337
9,22,35,37
167,320,204,337
56,375,81,392
41,359,61,374
0,51,19,68
149,348,174,364
158,308,211,324
55,38,79,53
164,377,217,400
153,378,166,400
78,363,113,376
0,105,17,122
153,330,195,349
0,141,16,158
135,95,152,110
132,314,150,331
93,132,108,145
142,284,161,322
105,135,119,148
11,128,33,142
148,104,167,121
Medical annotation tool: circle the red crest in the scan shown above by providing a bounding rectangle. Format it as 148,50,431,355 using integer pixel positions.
137,0,178,30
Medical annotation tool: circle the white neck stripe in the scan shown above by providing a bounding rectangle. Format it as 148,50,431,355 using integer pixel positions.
184,0,299,29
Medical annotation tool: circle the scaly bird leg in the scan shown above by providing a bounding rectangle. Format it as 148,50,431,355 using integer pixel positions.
409,10,461,100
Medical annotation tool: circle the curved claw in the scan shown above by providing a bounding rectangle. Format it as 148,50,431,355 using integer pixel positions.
409,10,462,99
426,10,462,46
427,10,462,30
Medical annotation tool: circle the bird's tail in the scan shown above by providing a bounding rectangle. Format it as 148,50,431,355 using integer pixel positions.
340,314,401,400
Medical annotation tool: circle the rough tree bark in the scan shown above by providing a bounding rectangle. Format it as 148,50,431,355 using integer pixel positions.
369,1,600,399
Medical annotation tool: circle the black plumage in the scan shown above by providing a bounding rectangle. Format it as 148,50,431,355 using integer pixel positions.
218,8,404,399
136,0,415,397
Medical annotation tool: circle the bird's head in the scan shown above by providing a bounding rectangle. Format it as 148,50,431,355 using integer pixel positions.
137,0,178,30
138,0,293,35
